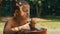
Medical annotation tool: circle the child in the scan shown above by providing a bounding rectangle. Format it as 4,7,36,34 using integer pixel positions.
3,1,36,34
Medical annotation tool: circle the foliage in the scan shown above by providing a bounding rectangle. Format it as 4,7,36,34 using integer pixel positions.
1,0,60,17
25,0,60,17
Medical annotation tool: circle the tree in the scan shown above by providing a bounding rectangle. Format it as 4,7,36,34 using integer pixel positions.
25,0,42,17
0,0,2,17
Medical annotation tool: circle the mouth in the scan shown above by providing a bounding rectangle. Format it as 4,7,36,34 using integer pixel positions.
26,15,29,18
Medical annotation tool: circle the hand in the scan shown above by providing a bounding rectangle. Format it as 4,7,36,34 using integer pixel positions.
18,23,30,30
11,27,19,31
21,26,30,30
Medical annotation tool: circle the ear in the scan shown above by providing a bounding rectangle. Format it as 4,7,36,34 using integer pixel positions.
14,10,18,17
14,13,16,17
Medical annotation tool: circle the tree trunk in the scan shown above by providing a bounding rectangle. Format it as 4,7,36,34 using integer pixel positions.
36,4,41,17
36,4,39,17
38,6,42,17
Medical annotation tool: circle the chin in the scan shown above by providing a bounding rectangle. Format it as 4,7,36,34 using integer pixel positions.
22,18,28,20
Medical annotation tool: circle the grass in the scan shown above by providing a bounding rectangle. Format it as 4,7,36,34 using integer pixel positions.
0,23,5,34
0,18,60,34
36,21,60,34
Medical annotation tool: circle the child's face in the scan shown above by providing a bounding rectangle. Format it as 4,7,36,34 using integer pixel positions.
19,5,30,20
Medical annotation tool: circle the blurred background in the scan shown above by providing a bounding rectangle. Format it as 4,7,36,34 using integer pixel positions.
0,0,60,34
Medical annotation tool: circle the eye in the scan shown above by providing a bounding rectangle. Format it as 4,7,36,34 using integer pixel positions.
22,9,28,12
25,10,28,12
22,6,30,12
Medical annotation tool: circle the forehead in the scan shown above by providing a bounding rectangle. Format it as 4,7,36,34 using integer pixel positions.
22,4,30,8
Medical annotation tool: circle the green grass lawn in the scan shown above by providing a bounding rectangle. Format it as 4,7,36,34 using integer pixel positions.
0,20,60,34
36,21,60,34
0,22,5,34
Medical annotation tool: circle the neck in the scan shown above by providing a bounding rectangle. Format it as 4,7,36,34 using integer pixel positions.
13,17,28,25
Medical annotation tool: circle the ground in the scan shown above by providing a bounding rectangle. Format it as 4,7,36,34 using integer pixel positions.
0,17,60,34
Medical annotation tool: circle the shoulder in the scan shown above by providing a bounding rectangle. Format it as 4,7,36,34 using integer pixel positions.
5,18,14,26
4,18,14,29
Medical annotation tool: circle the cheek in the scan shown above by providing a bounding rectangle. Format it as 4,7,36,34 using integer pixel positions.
20,12,25,16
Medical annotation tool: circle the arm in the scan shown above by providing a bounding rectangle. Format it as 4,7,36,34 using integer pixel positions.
4,21,19,34
4,21,30,34
18,23,30,30
31,18,36,28
29,18,37,30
